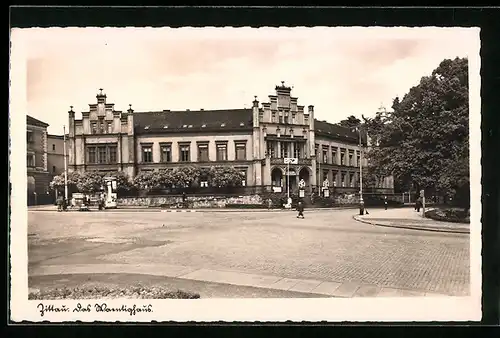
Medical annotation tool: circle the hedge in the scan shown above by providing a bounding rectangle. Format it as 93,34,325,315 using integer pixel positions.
425,208,470,224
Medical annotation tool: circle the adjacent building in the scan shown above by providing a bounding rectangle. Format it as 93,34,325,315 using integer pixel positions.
66,84,394,195
26,115,66,204
26,115,51,204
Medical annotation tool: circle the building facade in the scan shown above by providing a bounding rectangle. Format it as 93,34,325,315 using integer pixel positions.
67,85,394,195
26,115,51,204
47,134,65,177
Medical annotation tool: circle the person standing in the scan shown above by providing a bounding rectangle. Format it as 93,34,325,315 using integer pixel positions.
296,200,305,219
416,197,422,212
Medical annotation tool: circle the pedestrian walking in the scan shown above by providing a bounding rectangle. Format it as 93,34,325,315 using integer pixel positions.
296,200,305,219
416,197,422,212
56,195,63,212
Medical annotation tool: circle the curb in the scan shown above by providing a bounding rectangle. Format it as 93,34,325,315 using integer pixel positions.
161,210,197,213
352,215,470,234
29,207,360,213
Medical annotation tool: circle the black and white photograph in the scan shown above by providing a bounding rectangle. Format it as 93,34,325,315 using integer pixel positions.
10,26,481,322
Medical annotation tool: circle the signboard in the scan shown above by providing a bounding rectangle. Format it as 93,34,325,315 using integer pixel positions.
299,190,305,198
273,186,282,193
284,157,298,164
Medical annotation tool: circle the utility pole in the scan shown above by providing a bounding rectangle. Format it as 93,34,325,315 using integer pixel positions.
287,160,290,201
63,125,68,202
358,124,364,215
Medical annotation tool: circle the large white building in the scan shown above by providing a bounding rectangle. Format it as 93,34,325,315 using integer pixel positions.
66,83,394,195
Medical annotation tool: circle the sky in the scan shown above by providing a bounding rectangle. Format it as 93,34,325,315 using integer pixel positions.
14,27,477,135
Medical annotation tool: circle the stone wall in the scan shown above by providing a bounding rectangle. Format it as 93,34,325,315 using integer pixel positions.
333,192,359,205
117,194,264,208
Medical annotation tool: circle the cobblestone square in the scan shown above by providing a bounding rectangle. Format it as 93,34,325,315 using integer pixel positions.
28,208,470,296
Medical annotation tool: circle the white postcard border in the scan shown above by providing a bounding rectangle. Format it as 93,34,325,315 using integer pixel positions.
9,26,482,322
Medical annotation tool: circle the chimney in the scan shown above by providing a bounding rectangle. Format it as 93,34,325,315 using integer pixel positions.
68,106,75,138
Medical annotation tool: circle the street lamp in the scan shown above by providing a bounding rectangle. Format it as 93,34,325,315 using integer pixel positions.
63,123,68,203
355,124,365,215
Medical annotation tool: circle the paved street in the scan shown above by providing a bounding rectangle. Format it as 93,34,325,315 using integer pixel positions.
28,208,470,297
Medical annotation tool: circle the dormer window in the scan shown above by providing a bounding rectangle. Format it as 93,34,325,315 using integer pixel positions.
221,123,226,127
182,125,187,128
163,125,169,129
240,122,244,126
144,125,150,130
201,124,206,128
188,125,193,128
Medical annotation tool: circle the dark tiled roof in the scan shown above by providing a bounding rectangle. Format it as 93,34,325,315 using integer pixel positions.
27,115,49,128
47,134,66,139
134,109,253,134
314,119,367,145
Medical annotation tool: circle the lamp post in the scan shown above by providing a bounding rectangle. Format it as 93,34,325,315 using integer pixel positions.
63,125,68,202
357,124,364,215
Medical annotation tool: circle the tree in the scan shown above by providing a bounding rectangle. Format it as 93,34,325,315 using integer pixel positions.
76,171,104,193
364,57,469,209
170,166,201,188
338,115,361,129
208,166,245,188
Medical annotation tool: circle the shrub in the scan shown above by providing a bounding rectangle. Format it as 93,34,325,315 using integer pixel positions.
425,208,470,224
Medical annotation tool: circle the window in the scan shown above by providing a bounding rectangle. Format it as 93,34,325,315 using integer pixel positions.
315,144,319,159
322,148,328,164
88,147,97,163
357,155,361,167
235,142,246,161
198,143,209,162
293,142,300,159
179,144,190,162
259,110,263,120
266,141,275,158
272,111,277,122
292,113,296,123
107,122,113,133
27,131,33,144
98,146,107,164
332,150,337,164
52,144,56,151
52,165,56,173
305,116,309,125
91,122,98,134
27,154,35,167
279,115,283,124
99,120,105,134
323,170,329,182
280,142,288,158
240,170,247,186
109,146,117,163
142,145,153,163
161,144,172,162
284,115,289,124
349,151,354,166
340,150,346,165
216,143,227,161
341,172,346,187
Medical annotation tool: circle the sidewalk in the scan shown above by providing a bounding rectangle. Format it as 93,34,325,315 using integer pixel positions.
28,205,359,213
354,207,470,234
30,263,451,298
